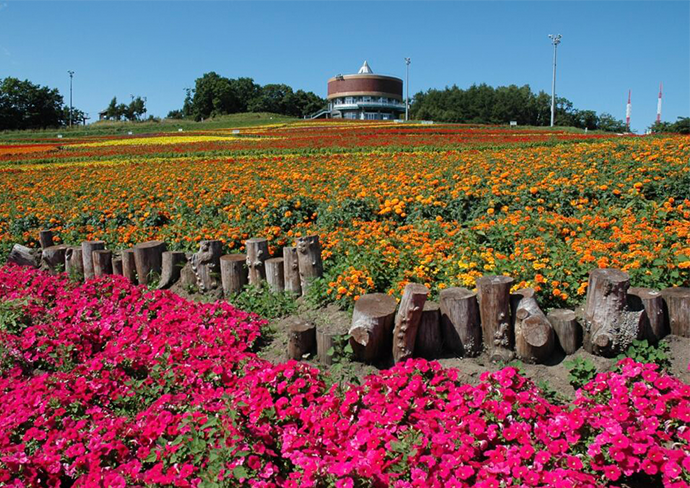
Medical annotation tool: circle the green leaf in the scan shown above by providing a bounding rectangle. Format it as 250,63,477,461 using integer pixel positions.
233,466,249,479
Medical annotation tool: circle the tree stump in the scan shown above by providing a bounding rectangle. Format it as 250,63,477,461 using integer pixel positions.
92,250,113,277
392,283,429,363
42,244,68,273
283,247,302,295
547,309,582,355
190,240,222,292
512,288,554,363
81,241,105,280
265,257,285,292
660,287,690,338
220,254,247,296
64,246,84,279
39,230,54,249
112,257,123,276
287,317,316,360
628,287,668,343
349,293,397,364
134,240,166,286
296,235,323,294
477,275,515,362
245,238,269,286
158,251,187,289
7,244,40,267
582,268,643,357
121,249,137,284
316,320,350,366
439,287,482,357
414,301,443,359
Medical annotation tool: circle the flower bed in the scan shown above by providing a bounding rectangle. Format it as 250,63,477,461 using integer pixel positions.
0,265,688,487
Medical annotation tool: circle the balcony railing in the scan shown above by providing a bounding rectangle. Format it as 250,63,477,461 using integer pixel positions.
331,100,406,110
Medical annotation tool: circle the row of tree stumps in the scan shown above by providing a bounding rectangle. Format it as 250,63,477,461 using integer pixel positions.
348,268,690,366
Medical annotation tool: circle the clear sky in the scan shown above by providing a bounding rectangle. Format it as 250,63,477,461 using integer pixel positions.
0,1,688,133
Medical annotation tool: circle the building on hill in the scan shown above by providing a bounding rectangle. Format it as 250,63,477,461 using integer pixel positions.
321,61,406,120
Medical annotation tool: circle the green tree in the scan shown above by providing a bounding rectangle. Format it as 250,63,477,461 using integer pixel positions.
651,116,690,135
0,77,65,130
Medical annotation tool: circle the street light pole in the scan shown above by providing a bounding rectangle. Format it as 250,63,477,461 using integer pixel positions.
548,34,561,127
404,57,411,121
68,70,74,128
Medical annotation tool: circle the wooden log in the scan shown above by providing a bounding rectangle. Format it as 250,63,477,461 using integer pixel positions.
660,287,690,338
265,257,285,292
81,241,105,280
283,247,302,295
112,257,123,276
439,287,482,357
39,230,54,249
41,244,68,272
64,246,84,279
348,293,397,364
628,287,668,343
121,249,137,284
245,238,269,286
583,268,643,356
7,244,40,267
190,240,222,292
158,251,187,289
220,254,247,296
414,301,443,359
476,275,515,362
316,320,350,365
134,240,166,286
392,283,429,363
296,235,323,294
547,309,582,355
92,250,113,277
512,288,554,363
287,318,316,360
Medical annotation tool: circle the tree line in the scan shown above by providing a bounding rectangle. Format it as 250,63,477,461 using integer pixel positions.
410,83,629,132
100,96,148,121
167,72,325,120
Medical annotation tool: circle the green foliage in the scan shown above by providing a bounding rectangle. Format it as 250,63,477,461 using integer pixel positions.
101,96,147,122
0,77,69,130
564,357,598,390
650,117,690,135
0,298,30,335
228,283,297,319
537,379,568,405
615,339,671,372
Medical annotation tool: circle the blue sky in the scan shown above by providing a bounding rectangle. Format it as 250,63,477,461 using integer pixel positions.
0,1,687,132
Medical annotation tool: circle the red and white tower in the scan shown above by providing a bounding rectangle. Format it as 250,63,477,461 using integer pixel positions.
626,90,631,131
656,82,663,124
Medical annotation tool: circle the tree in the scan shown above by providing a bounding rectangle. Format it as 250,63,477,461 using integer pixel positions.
0,77,65,130
597,113,627,133
651,117,690,135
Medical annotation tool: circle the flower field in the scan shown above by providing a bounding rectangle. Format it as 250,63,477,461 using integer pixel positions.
0,121,688,310
1,264,689,487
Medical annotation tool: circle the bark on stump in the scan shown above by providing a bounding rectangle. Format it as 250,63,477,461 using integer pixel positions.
547,309,582,355
121,249,137,284
245,238,269,286
42,245,68,273
287,318,316,360
92,250,113,277
191,240,222,293
8,244,40,267
296,235,323,294
414,301,443,359
392,283,429,363
628,287,668,343
283,247,302,295
349,293,397,364
511,288,554,363
477,275,515,362
81,241,105,280
158,251,187,289
265,257,285,292
316,320,350,366
660,287,690,338
64,246,84,279
220,254,247,296
134,241,166,286
112,257,123,276
439,287,482,357
583,268,643,357
39,230,54,249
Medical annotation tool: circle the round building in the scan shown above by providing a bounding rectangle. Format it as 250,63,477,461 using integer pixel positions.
326,61,406,120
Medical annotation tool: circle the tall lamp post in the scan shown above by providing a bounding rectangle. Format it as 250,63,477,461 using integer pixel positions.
548,34,561,127
68,70,74,128
404,57,411,121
